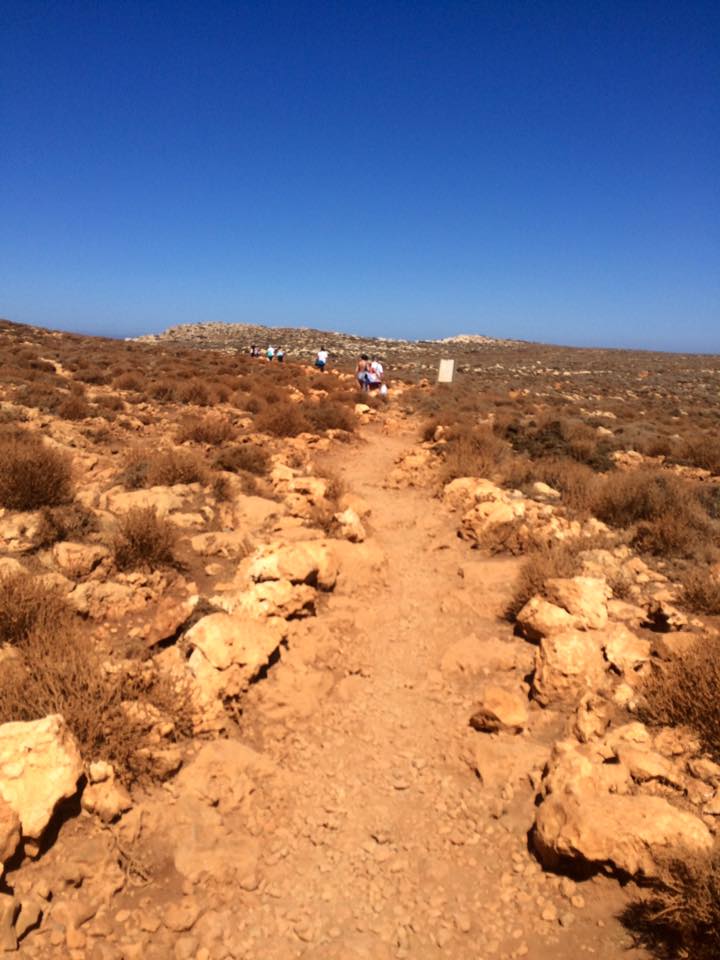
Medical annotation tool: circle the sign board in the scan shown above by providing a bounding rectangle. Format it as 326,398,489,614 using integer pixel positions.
437,358,455,383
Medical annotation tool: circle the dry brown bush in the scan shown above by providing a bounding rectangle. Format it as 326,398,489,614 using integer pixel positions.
112,507,178,571
0,431,73,509
57,393,91,421
34,502,98,547
177,380,211,405
440,426,512,484
176,414,236,445
0,573,72,645
149,378,179,401
681,569,720,615
640,633,720,761
594,470,715,558
0,600,190,785
622,852,720,960
120,447,210,488
305,401,356,433
113,372,143,391
532,458,599,514
254,402,309,437
214,443,270,476
681,435,720,475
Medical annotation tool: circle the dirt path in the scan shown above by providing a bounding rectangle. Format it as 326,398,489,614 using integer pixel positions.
234,421,647,960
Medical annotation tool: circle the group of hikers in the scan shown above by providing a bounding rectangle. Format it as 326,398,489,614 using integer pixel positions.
249,344,285,363
248,343,387,395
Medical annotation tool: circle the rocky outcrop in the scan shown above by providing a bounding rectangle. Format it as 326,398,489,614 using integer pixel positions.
0,715,83,844
532,631,607,706
534,724,714,876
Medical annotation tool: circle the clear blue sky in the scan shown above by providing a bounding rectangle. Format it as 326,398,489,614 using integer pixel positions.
1,1,718,351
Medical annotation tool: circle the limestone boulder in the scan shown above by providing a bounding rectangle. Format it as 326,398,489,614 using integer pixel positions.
248,541,338,590
0,512,41,553
52,541,109,578
602,623,652,677
102,485,190,516
186,612,286,674
442,478,482,513
545,577,610,630
532,630,607,706
516,596,577,642
535,792,712,877
470,686,529,733
459,500,524,545
0,715,83,841
190,531,252,558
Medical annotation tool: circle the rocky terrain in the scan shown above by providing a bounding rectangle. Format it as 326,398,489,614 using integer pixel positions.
1,317,720,959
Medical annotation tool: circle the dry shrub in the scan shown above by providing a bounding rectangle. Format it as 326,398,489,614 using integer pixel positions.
57,393,91,421
34,502,98,547
532,458,599,514
681,435,720,475
506,540,586,620
441,427,512,483
0,589,188,784
640,633,720,761
594,470,715,558
305,401,356,433
0,431,73,509
113,372,143,391
177,380,211,405
120,447,209,488
681,569,720,615
113,507,178,571
254,402,309,437
176,414,236,445
0,573,71,645
150,378,179,401
622,852,720,960
214,443,270,476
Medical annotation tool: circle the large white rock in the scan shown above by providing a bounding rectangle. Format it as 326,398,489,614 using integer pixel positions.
516,596,578,641
545,577,611,630
535,792,712,877
248,541,338,590
186,612,286,674
532,630,607,706
0,715,83,841
602,623,652,677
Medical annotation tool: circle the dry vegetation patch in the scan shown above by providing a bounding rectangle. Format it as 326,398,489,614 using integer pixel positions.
0,429,73,509
112,507,179,571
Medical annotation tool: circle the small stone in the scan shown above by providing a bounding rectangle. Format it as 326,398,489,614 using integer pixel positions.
541,904,558,923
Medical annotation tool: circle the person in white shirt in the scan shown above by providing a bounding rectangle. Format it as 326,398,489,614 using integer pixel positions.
315,348,329,372
370,356,384,381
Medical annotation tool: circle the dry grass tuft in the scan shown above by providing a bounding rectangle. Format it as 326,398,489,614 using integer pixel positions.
640,633,720,762
34,502,98,547
0,573,72,646
176,414,236,445
304,401,356,433
622,852,720,960
681,569,720,615
255,402,309,437
0,431,73,509
440,426,512,484
120,447,210,488
213,442,270,476
112,507,178,571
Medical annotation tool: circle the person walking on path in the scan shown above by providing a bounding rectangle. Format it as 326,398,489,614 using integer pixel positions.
276,348,285,363
266,345,275,361
315,347,329,372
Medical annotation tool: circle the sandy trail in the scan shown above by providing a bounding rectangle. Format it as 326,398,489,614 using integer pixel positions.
234,421,646,960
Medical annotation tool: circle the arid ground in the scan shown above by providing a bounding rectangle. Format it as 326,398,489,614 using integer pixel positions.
1,318,720,959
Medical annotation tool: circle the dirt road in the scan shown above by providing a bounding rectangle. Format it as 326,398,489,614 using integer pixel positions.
235,421,647,959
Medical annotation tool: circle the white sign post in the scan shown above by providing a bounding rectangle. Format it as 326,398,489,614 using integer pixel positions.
437,358,455,383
